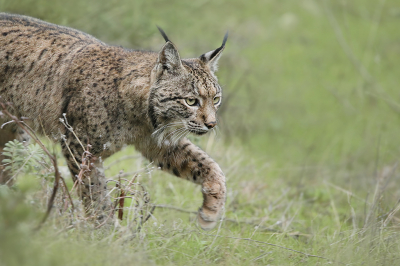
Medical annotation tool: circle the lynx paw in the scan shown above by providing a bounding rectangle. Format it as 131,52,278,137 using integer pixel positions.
197,207,222,230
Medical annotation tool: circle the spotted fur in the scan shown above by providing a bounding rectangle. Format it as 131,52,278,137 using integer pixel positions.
0,13,227,229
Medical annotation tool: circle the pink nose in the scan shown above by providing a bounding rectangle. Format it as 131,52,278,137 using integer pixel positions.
205,121,217,129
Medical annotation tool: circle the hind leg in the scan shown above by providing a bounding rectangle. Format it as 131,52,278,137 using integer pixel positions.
61,136,113,223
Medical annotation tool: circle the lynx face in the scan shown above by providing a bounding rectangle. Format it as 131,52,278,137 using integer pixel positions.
149,30,227,146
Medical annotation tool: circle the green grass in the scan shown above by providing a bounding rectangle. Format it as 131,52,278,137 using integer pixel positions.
2,141,400,265
1,0,400,265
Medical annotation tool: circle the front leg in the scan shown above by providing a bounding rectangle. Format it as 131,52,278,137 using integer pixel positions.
152,138,226,230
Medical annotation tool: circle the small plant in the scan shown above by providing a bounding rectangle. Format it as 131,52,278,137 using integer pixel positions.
1,139,49,181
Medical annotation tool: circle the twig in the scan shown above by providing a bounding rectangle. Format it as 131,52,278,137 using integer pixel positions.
1,120,15,129
153,204,279,232
143,205,156,224
38,156,62,229
117,172,125,220
104,155,140,170
59,113,85,151
201,233,342,264
0,99,74,229
109,171,144,180
154,204,196,214
251,251,273,262
94,173,145,229
62,136,81,171
95,198,119,229
137,205,156,232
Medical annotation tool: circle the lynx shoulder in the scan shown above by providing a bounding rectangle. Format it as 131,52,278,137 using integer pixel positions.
0,13,227,230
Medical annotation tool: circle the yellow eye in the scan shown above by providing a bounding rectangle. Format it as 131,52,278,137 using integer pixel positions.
213,97,221,104
186,98,197,106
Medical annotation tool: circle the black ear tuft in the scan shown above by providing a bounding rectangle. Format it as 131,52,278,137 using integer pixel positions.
199,31,228,73
221,31,228,47
157,26,170,43
207,31,228,62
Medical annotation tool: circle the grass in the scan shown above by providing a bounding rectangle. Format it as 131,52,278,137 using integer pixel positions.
2,138,400,265
1,0,400,265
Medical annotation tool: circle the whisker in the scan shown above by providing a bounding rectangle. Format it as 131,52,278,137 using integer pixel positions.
176,127,188,139
155,125,183,147
152,121,185,136
172,128,189,145
214,125,220,139
164,126,185,141
183,130,190,139
170,129,186,146
178,128,189,140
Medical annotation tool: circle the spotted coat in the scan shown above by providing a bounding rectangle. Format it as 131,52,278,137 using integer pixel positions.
0,13,227,229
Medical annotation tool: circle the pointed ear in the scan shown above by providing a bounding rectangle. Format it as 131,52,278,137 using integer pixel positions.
153,27,183,79
157,41,182,71
199,31,228,73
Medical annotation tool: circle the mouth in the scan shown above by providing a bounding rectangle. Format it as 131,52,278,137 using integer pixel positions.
189,128,208,136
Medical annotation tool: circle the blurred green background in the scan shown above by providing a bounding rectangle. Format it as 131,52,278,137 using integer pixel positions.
1,0,400,265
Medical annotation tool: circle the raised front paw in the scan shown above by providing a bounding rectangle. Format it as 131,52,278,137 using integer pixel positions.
197,178,226,230
198,206,223,230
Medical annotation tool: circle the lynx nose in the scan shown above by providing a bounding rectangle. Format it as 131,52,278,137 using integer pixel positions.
205,121,217,129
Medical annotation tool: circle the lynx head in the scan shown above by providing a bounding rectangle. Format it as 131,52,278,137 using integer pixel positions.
149,27,227,146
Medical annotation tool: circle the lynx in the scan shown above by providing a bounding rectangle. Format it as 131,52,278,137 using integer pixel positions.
0,13,227,230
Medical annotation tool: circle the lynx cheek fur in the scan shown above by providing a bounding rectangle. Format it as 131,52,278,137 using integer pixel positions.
0,13,227,230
